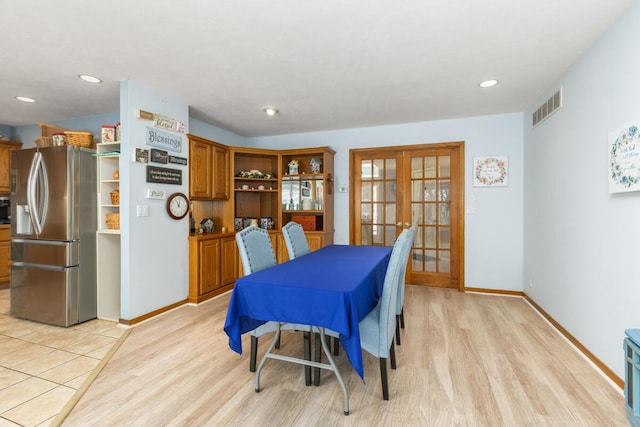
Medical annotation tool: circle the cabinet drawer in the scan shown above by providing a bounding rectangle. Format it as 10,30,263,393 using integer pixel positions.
291,215,316,231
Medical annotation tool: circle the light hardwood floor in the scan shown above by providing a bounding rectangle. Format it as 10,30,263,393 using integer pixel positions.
62,286,627,426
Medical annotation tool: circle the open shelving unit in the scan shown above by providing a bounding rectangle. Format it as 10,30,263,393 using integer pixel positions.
96,141,121,321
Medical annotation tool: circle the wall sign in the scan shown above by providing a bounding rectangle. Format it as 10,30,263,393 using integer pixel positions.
150,148,168,164
145,127,182,153
609,124,640,193
473,156,508,187
135,148,149,163
146,165,182,185
168,155,188,165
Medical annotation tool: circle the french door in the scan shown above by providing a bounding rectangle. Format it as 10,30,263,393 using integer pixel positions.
350,142,464,289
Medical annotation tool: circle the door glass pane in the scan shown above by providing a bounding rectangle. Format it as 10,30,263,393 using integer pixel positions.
361,225,372,245
386,159,396,179
425,227,436,247
414,226,423,247
438,180,450,201
361,204,371,222
411,203,422,225
425,204,436,224
361,182,371,201
385,182,396,202
439,250,450,273
373,225,383,245
372,182,384,202
385,203,396,224
361,160,372,178
439,227,450,249
411,157,422,179
439,156,450,177
373,160,384,179
439,204,450,225
373,203,384,224
425,157,436,179
425,250,437,272
412,181,422,201
385,226,396,245
411,249,422,271
424,181,436,201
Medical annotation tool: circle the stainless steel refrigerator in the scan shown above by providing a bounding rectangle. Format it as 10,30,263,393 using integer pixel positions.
10,145,97,327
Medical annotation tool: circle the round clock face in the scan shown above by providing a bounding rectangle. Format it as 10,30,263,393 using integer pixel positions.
167,192,189,220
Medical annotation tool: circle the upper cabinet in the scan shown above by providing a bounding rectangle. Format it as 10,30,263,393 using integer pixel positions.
188,134,229,200
0,141,23,194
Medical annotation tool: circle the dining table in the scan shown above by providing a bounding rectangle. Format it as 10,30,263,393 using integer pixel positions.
223,244,392,415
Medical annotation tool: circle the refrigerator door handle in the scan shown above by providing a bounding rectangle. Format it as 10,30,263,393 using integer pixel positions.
10,261,68,272
27,151,49,235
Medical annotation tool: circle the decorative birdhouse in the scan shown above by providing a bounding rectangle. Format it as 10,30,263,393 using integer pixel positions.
310,157,322,174
288,159,299,175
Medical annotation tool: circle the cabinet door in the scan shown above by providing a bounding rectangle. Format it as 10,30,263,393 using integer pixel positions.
306,234,324,252
0,228,9,282
220,236,238,286
212,144,230,199
199,239,220,294
190,140,212,199
0,146,11,193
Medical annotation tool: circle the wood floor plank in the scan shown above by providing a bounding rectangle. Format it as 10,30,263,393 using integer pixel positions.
61,286,627,426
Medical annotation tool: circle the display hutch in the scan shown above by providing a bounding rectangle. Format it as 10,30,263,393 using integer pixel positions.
278,147,335,260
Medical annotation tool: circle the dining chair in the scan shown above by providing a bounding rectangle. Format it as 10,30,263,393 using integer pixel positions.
395,223,418,345
235,226,313,384
358,228,411,400
282,221,310,259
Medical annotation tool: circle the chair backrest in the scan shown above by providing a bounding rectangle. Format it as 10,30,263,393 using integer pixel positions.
374,229,411,355
235,226,277,275
396,223,418,315
282,221,310,259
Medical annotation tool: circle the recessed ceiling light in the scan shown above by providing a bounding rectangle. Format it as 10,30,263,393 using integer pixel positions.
479,79,499,88
15,96,35,103
263,107,279,116
79,74,102,83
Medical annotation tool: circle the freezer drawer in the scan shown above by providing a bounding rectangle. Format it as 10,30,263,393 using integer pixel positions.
11,239,79,267
10,263,78,326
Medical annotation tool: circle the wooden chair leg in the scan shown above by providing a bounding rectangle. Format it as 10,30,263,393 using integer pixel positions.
333,337,340,355
390,341,397,370
400,307,405,329
395,315,401,345
250,335,258,372
303,331,311,386
313,332,322,386
379,357,389,400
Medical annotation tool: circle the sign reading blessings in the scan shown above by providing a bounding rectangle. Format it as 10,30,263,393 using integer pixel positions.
145,127,182,153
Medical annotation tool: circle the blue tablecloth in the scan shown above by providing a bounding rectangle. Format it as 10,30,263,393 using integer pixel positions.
224,244,392,379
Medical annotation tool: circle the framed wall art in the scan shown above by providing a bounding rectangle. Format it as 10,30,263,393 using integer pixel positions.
609,124,640,193
473,156,508,187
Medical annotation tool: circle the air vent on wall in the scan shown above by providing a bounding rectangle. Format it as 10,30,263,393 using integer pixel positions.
532,88,562,127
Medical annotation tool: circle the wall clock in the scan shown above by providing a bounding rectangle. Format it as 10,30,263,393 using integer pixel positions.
166,192,189,220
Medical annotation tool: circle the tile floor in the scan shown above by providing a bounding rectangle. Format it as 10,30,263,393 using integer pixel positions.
0,289,125,426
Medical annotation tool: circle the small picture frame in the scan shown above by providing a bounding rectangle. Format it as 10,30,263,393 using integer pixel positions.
234,217,243,231
260,217,270,229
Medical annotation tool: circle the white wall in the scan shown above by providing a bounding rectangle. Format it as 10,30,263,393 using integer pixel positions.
524,0,640,378
189,118,248,147
120,81,190,320
248,113,524,291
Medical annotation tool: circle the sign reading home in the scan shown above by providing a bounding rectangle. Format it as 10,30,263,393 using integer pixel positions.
145,127,182,153
146,165,182,185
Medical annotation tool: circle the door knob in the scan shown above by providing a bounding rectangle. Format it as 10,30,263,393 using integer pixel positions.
396,222,403,227
404,222,411,227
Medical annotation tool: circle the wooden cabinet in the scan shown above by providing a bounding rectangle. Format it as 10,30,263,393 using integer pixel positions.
0,141,23,193
188,233,238,303
188,134,229,200
0,226,10,285
280,147,335,251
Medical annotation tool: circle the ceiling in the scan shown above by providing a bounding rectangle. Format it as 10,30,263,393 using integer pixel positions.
1,0,635,137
